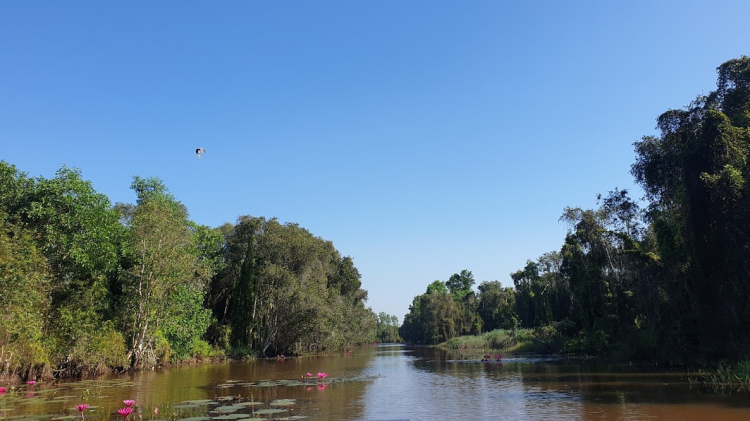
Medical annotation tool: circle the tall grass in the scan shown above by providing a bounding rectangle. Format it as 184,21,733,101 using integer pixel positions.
440,328,540,353
689,360,750,393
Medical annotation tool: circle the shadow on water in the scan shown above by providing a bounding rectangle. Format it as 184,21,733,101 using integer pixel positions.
2,344,750,420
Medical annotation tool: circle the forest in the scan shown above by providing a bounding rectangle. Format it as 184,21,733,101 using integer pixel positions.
0,168,390,380
400,56,750,364
2,56,749,381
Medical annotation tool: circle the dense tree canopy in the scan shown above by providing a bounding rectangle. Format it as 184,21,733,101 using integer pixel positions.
400,57,750,363
0,162,377,379
3,56,749,377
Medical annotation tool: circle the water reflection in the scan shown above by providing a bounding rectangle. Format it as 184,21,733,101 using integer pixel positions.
2,345,750,420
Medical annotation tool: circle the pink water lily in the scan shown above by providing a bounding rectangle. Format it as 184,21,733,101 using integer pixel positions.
306,372,313,378
27,381,36,386
117,407,133,418
317,372,327,380
123,400,135,407
76,404,89,420
0,387,6,395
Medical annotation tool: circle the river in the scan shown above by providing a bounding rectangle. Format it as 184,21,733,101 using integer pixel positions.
3,344,750,420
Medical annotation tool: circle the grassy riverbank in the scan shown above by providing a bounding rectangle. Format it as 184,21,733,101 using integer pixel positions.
437,325,570,356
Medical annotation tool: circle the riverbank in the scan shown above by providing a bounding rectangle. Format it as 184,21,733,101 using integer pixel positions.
437,326,570,356
436,328,750,393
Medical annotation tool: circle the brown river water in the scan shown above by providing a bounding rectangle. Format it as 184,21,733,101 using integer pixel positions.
3,344,750,420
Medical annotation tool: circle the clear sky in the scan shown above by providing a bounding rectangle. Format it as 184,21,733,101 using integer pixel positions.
1,1,748,321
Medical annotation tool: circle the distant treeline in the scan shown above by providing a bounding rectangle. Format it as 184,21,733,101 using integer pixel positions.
401,56,750,364
0,166,400,380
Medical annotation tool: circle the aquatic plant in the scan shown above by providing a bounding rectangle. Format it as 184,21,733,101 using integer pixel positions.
123,399,135,407
316,372,327,380
0,387,6,395
690,360,750,393
118,407,134,419
27,381,37,386
76,403,89,420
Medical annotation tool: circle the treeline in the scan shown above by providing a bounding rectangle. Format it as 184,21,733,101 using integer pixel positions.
401,56,750,364
0,167,377,380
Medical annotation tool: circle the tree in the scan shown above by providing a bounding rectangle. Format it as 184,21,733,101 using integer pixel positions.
632,56,750,358
0,218,50,379
119,177,211,368
446,270,475,298
477,281,517,331
376,312,401,342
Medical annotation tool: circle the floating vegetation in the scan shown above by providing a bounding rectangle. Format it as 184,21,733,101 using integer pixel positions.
209,405,244,414
182,400,219,406
268,400,295,407
231,374,381,389
177,417,210,421
251,409,287,415
211,414,249,420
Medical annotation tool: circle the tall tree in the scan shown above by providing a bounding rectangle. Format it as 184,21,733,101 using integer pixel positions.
119,177,211,368
632,56,750,358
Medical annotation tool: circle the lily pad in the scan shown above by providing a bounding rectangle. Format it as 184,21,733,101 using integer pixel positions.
178,417,210,421
269,399,296,407
235,402,263,407
184,400,219,406
251,382,278,388
252,409,287,415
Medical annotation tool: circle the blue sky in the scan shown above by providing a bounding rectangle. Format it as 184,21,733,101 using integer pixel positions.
1,1,748,320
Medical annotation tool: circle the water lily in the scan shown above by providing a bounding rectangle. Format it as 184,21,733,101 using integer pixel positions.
118,407,133,418
154,406,159,415
317,383,327,390
317,372,327,380
123,400,135,407
27,381,36,386
306,372,313,378
76,404,89,420
0,387,6,395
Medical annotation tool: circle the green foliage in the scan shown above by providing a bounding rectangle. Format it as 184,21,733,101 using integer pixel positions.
376,312,401,343
0,218,50,378
632,55,750,359
1,160,377,375
66,321,129,375
207,216,377,356
162,285,213,361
